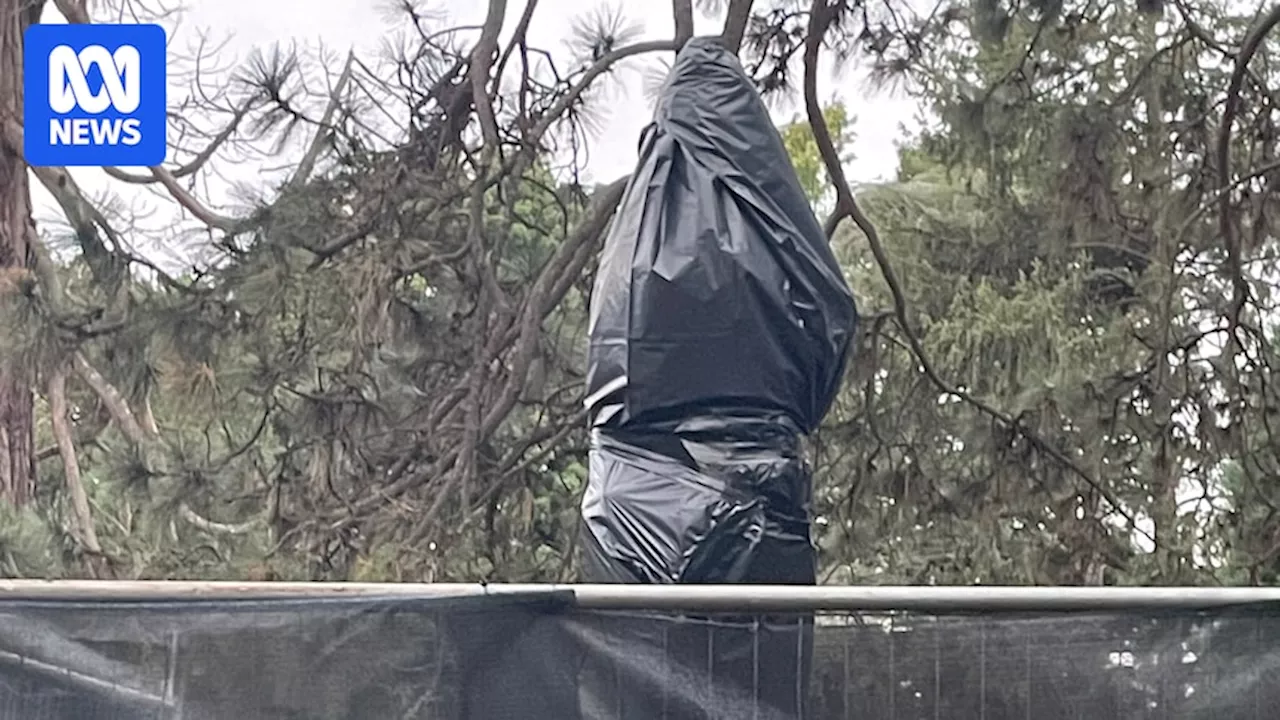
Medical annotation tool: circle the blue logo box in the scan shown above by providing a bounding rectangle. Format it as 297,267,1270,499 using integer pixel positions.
24,23,167,167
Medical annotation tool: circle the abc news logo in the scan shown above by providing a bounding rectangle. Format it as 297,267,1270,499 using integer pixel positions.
47,44,143,147
24,24,167,167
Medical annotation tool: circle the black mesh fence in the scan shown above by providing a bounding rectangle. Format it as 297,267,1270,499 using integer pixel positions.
0,591,1277,719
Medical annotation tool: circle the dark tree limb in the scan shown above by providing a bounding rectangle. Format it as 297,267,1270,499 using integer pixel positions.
284,51,356,193
1214,4,1280,355
495,0,540,83
673,0,694,47
721,0,754,54
471,0,508,151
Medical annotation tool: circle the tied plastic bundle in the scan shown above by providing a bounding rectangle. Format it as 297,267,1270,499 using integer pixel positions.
578,37,858,719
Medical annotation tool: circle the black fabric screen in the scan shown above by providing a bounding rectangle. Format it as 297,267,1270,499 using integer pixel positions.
0,592,1276,719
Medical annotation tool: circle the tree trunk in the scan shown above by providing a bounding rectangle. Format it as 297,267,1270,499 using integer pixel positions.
0,0,44,505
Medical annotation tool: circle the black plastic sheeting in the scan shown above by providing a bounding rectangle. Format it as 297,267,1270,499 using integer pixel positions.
580,34,857,717
580,34,856,578
2,592,1280,719
583,36,857,435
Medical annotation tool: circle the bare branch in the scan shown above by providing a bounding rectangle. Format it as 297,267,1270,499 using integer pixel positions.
71,352,152,446
494,0,539,83
178,503,260,535
2,122,117,243
48,361,105,566
673,0,694,47
525,40,678,152
284,51,356,193
328,177,627,526
148,166,238,230
103,103,251,184
470,0,508,150
721,0,754,54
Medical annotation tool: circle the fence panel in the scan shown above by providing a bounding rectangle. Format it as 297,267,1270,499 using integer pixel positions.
0,589,1276,718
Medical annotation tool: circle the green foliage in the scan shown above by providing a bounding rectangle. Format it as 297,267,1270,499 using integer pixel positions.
807,0,1280,586
778,103,854,213
0,501,64,578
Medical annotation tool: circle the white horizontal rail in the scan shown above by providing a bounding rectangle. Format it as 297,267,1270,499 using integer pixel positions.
1,581,1280,612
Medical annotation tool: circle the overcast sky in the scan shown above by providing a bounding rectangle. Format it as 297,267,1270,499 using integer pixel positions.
33,0,922,266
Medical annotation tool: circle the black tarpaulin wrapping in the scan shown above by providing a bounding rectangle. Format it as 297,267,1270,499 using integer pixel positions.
583,36,857,433
579,35,857,719
2,594,1280,719
576,415,818,715
579,413,816,585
